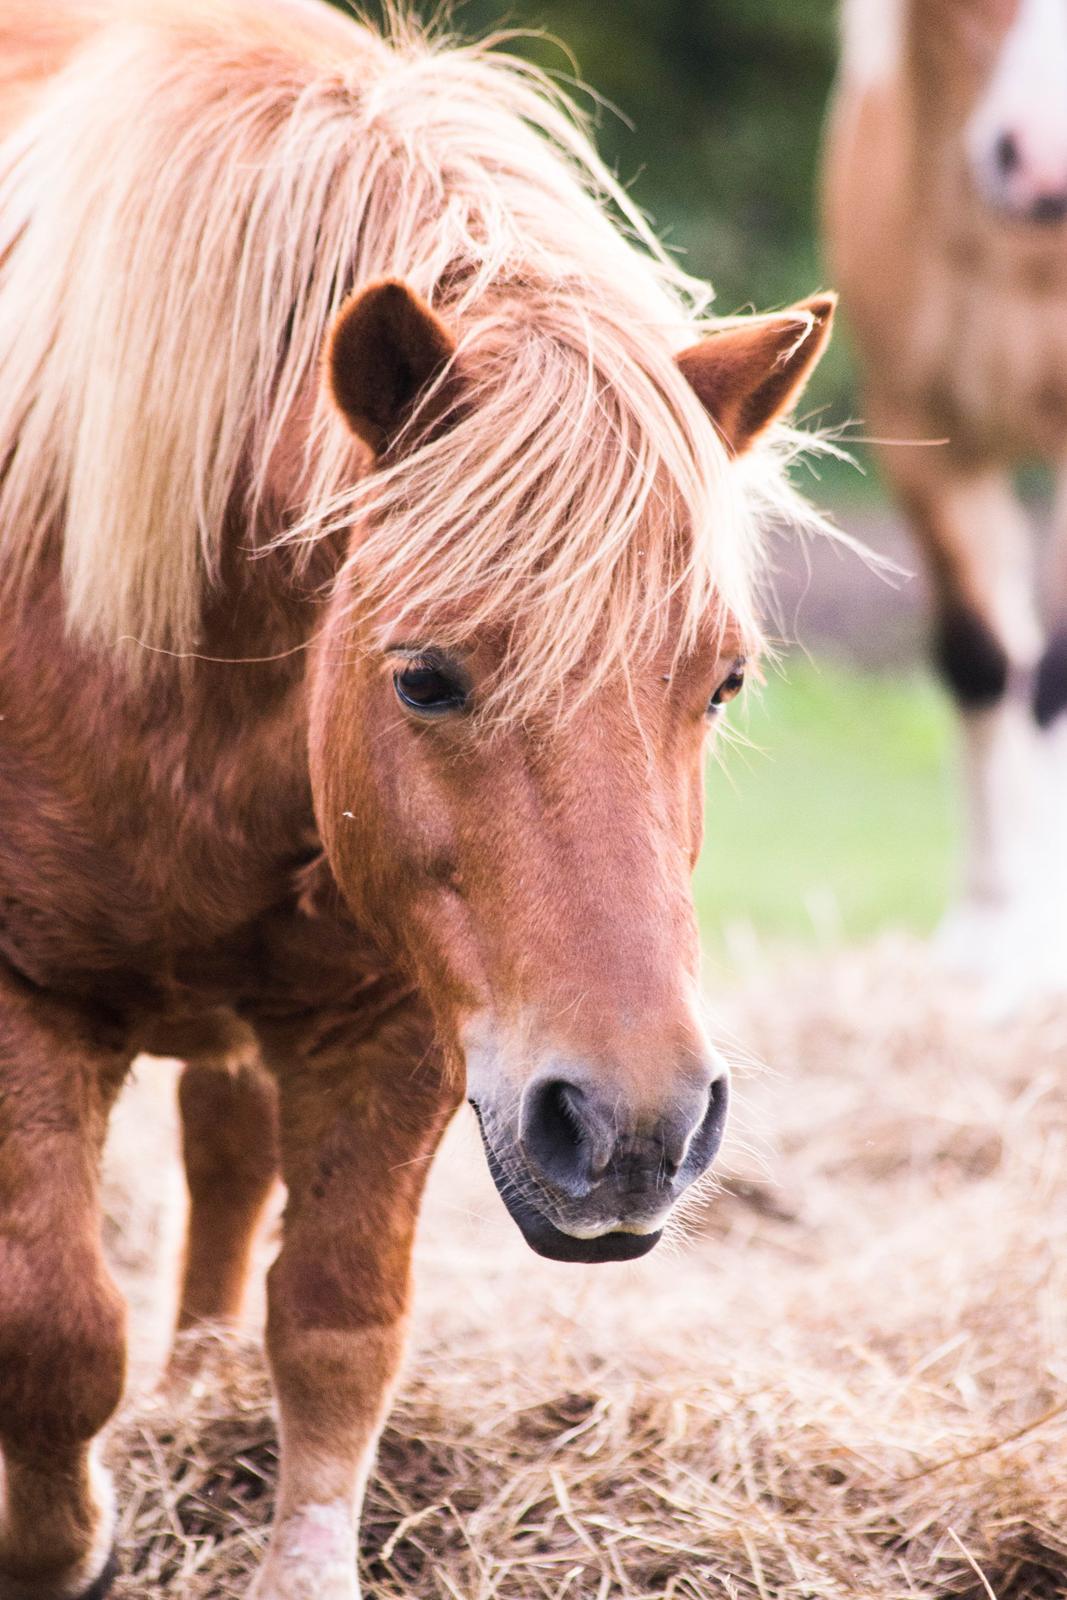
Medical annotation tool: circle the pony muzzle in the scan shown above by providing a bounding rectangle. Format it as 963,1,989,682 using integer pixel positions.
467,1054,730,1264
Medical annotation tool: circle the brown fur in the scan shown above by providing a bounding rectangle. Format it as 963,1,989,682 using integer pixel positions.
0,5,833,1597
175,1045,279,1334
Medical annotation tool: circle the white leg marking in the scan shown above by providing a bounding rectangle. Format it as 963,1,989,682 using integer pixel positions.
982,714,1067,1014
251,1500,361,1600
937,696,1040,983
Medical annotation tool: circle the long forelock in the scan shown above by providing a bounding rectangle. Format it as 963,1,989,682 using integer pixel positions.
295,301,766,723
0,0,825,717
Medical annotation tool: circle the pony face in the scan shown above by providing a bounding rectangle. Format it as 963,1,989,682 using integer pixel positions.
312,611,742,1260
916,0,1067,223
308,281,833,1263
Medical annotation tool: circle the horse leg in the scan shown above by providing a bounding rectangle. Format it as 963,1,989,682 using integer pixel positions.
173,1051,278,1337
250,997,460,1600
998,461,1067,999
900,469,1042,977
0,983,128,1600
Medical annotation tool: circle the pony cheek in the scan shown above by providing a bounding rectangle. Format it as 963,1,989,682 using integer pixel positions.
400,886,494,1023
307,673,421,900
307,747,403,938
686,771,706,871
310,722,478,981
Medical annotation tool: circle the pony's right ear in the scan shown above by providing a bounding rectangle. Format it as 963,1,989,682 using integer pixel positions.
677,292,836,457
325,278,459,456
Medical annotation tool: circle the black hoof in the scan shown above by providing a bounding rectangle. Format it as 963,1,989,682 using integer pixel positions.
76,1550,120,1600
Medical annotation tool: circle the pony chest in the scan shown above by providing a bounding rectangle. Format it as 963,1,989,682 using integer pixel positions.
912,240,1067,458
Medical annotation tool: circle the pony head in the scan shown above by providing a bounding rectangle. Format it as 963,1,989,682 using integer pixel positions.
967,0,1067,223
309,279,833,1263
911,0,1067,223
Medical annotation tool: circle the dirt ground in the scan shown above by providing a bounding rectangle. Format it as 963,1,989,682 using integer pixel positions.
101,942,1067,1599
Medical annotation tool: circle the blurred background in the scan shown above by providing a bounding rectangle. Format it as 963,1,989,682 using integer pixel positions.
350,0,959,957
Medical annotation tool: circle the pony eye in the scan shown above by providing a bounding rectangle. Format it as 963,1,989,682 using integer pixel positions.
394,658,469,716
708,661,746,714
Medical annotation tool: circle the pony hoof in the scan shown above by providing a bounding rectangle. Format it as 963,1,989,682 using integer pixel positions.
77,1550,121,1600
0,1548,119,1600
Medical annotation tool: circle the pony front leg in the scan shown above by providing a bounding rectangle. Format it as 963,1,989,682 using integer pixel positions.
174,1051,278,1336
0,983,128,1600
252,1001,460,1600
1003,461,1067,1000
901,472,1042,976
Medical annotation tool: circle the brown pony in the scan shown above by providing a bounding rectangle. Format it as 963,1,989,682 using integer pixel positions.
0,3,833,1596
825,0,1067,1005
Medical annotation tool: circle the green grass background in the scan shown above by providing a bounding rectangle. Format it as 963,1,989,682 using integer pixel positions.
695,659,959,954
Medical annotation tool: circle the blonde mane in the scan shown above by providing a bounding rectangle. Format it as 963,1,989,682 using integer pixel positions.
0,0,820,716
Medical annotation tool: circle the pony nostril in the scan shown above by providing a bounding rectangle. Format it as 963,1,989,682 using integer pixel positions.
680,1073,730,1178
521,1079,596,1197
546,1081,585,1151
656,1069,730,1177
995,130,1020,176
520,1069,730,1199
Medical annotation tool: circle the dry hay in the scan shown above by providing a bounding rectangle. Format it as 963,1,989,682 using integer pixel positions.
100,942,1067,1599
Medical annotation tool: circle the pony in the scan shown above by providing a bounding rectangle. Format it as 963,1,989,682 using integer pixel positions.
825,0,1067,1004
0,2,833,1596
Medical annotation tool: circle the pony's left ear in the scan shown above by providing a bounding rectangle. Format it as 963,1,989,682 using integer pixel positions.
677,292,836,457
326,278,459,455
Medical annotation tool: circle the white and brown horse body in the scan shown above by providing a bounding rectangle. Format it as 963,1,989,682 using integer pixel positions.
827,0,1067,1000
0,3,833,1598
